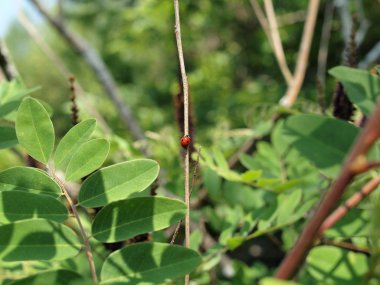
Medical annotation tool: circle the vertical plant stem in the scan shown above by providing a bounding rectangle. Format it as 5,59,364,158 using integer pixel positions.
279,0,320,107
173,0,190,284
263,0,293,85
53,174,98,284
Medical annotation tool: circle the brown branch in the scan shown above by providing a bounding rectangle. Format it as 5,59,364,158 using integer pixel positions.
28,0,146,148
0,41,18,80
171,147,201,244
276,10,307,27
279,0,320,107
173,1,190,284
320,239,370,256
275,99,380,279
249,0,271,43
52,173,98,284
319,174,380,235
249,0,293,86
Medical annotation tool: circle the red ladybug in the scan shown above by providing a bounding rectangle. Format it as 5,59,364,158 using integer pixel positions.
180,135,191,149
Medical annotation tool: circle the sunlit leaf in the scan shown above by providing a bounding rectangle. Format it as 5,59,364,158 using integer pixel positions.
259,278,300,285
0,126,17,149
92,197,186,242
306,246,368,284
101,243,201,284
79,159,159,208
329,66,380,116
0,167,61,197
0,219,81,261
277,114,359,177
54,119,96,171
65,138,109,181
15,97,54,163
0,191,68,223
7,269,83,285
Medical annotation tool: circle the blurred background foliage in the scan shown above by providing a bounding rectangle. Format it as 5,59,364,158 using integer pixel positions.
4,0,379,141
1,0,380,284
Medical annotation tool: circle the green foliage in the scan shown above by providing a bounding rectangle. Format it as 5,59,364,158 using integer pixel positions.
0,167,61,196
0,219,81,261
7,270,84,285
100,242,201,284
78,159,159,207
259,278,301,285
0,127,17,149
65,138,110,181
0,98,200,284
0,191,68,223
0,80,39,120
2,0,380,283
329,66,380,116
275,114,359,177
54,119,96,171
15,97,55,163
92,197,186,242
305,246,369,285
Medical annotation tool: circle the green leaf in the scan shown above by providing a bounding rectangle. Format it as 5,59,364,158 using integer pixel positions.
306,246,368,284
240,170,262,182
329,66,380,116
0,191,68,223
92,197,186,242
15,98,55,163
226,236,245,250
0,167,61,197
0,81,39,120
325,208,370,238
65,138,110,181
212,147,229,170
100,242,201,284
79,159,159,208
0,219,81,261
277,114,359,177
54,119,96,171
259,278,300,285
0,126,17,149
7,269,83,285
276,189,302,225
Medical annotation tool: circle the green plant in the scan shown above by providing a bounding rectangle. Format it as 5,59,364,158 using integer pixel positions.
0,97,201,284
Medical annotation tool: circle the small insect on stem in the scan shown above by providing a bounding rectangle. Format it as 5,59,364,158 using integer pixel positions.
180,135,191,149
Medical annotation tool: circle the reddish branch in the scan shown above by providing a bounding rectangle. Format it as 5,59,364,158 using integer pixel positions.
275,99,380,279
319,174,380,235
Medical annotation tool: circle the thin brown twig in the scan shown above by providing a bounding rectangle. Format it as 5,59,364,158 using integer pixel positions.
249,0,271,42
320,239,370,256
275,99,380,279
319,174,380,235
249,0,293,86
173,1,190,283
280,0,320,107
263,0,293,85
0,41,18,80
52,173,98,284
171,147,201,244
